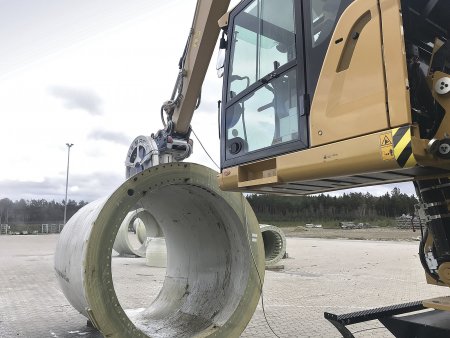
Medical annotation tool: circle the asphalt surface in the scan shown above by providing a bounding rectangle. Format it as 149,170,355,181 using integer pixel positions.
0,235,447,337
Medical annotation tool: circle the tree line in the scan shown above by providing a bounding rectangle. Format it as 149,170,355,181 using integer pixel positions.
0,188,417,225
0,198,88,224
247,188,418,223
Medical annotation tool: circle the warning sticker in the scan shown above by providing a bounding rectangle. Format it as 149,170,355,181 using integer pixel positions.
380,132,395,161
381,147,395,161
380,133,393,147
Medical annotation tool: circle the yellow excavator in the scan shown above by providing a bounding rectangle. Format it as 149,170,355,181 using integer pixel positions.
124,0,450,336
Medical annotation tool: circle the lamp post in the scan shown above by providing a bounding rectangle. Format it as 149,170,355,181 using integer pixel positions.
64,143,74,224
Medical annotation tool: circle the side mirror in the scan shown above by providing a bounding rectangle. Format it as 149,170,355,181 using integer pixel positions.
216,32,227,78
216,49,225,78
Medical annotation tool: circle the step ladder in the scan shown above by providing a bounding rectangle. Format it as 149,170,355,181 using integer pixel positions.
324,301,425,338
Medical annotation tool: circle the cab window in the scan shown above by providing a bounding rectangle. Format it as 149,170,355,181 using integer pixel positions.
225,68,299,154
227,0,296,100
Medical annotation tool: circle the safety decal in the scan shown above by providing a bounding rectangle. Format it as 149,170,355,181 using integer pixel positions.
392,126,417,168
379,132,395,161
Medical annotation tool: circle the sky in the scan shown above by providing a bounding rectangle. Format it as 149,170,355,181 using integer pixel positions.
0,0,415,202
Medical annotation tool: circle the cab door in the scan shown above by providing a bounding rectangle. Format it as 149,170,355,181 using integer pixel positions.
221,0,307,169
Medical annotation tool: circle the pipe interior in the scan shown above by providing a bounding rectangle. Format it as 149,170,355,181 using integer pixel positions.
117,185,251,338
262,231,282,260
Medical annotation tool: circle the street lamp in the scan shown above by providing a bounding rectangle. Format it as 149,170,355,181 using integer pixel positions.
64,143,74,224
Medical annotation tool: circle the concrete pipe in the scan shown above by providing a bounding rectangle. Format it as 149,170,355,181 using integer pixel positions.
54,163,264,338
260,224,287,267
134,218,148,244
145,237,167,268
113,208,162,257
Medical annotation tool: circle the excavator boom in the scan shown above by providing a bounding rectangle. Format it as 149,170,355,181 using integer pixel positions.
170,0,231,135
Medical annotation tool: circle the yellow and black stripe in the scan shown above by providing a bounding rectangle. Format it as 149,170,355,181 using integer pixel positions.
392,126,417,168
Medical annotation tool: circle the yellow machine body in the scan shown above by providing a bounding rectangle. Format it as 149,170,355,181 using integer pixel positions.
218,0,450,197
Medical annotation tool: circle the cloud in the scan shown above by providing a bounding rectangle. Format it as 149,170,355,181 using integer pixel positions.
0,0,177,79
0,172,123,202
197,97,221,115
88,129,131,146
49,85,103,115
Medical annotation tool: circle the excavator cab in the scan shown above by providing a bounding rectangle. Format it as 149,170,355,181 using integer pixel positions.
219,0,450,197
221,0,450,169
222,0,349,167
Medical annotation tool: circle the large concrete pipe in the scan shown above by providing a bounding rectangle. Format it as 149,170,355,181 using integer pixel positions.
113,208,162,257
260,224,287,267
54,163,264,338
